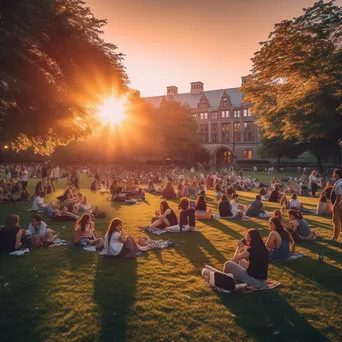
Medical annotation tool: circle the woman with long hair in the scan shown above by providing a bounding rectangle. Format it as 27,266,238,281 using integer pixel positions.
266,216,294,261
288,210,317,240
224,229,269,289
0,214,23,253
74,213,103,248
309,170,319,197
105,218,145,257
218,194,233,218
195,195,212,219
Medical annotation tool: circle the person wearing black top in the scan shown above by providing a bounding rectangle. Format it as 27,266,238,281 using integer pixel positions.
223,229,269,289
0,215,23,253
218,194,233,218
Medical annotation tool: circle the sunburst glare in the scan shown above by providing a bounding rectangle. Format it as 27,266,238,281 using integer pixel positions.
98,96,127,126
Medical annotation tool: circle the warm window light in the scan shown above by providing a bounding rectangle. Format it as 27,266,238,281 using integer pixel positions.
4,145,8,149
98,96,127,127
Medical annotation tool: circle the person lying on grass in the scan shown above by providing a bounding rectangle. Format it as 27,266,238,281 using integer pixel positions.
223,229,269,289
266,216,295,262
0,214,23,253
25,214,55,247
288,210,318,241
280,193,315,214
195,195,212,219
105,218,147,257
74,213,104,249
165,198,198,233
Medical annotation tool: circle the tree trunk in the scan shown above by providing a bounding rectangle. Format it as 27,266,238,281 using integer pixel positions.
316,154,323,172
277,156,281,171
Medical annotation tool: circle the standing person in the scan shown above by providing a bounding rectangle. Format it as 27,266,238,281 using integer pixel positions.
332,169,342,240
20,166,29,190
41,163,48,189
52,164,60,184
0,215,23,253
71,167,80,190
309,170,319,197
46,162,55,192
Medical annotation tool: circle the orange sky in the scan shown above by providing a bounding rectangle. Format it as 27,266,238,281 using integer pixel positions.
87,0,342,97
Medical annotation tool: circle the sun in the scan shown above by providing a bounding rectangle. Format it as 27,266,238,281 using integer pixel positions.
98,96,127,126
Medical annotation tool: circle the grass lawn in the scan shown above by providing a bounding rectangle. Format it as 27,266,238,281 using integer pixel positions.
0,172,341,342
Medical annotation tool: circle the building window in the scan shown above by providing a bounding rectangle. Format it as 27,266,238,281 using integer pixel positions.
211,123,218,132
223,150,232,163
221,133,230,143
243,150,253,160
211,112,218,119
212,133,218,143
234,110,241,118
243,121,253,130
192,114,197,119
224,110,229,118
234,122,240,131
204,112,208,119
244,132,254,142
248,109,252,117
243,109,248,117
234,122,241,142
221,123,230,132
200,113,204,120
223,99,227,107
221,110,225,118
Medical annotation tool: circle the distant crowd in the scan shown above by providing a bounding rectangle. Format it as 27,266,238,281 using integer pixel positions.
0,162,341,292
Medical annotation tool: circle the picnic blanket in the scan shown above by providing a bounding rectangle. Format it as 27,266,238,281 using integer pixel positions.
207,279,281,294
142,239,176,250
49,239,69,247
139,226,168,235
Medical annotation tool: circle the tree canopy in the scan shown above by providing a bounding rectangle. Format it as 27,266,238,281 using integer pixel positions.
0,0,128,154
242,0,342,160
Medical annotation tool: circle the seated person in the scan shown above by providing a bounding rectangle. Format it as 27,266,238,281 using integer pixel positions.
188,181,199,198
162,181,177,199
218,194,233,218
288,210,318,240
104,218,146,257
266,216,295,261
74,213,103,248
16,188,30,202
273,209,288,229
145,180,157,193
269,186,282,203
54,205,79,221
75,193,91,211
246,195,269,218
316,194,330,215
301,185,310,197
178,182,190,198
195,195,212,219
35,180,44,196
0,214,23,253
25,214,54,246
90,179,98,191
288,193,315,214
254,179,268,189
139,201,178,230
166,198,197,233
230,194,244,218
223,229,269,289
32,191,46,211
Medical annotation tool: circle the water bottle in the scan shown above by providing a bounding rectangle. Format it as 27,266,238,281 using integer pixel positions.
318,249,324,263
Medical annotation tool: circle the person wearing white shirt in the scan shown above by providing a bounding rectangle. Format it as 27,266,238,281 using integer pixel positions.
104,218,142,257
230,194,241,218
32,192,46,211
20,166,29,189
25,214,54,245
52,164,60,182
332,169,342,240
309,170,319,197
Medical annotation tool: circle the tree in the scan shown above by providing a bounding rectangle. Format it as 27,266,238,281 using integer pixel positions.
257,136,305,169
242,0,342,167
0,0,128,154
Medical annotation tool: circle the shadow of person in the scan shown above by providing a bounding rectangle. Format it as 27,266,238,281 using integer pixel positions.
218,290,331,342
205,219,244,240
94,257,137,342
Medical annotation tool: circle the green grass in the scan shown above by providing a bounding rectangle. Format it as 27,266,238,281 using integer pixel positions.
0,172,341,342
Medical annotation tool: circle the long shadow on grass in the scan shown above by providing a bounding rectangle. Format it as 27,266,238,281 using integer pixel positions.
279,256,342,295
94,257,137,342
218,290,331,342
205,219,245,240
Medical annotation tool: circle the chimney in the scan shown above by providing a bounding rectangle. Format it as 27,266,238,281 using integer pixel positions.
167,86,178,96
191,82,204,94
241,76,249,86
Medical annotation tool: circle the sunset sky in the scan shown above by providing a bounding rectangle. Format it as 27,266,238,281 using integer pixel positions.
87,0,342,97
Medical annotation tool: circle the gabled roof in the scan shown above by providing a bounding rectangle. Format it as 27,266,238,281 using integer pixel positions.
144,87,244,109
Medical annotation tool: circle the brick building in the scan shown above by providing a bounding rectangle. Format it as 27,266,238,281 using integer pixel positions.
144,76,259,166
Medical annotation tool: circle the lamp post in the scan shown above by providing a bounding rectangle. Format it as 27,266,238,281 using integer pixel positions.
4,145,8,167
